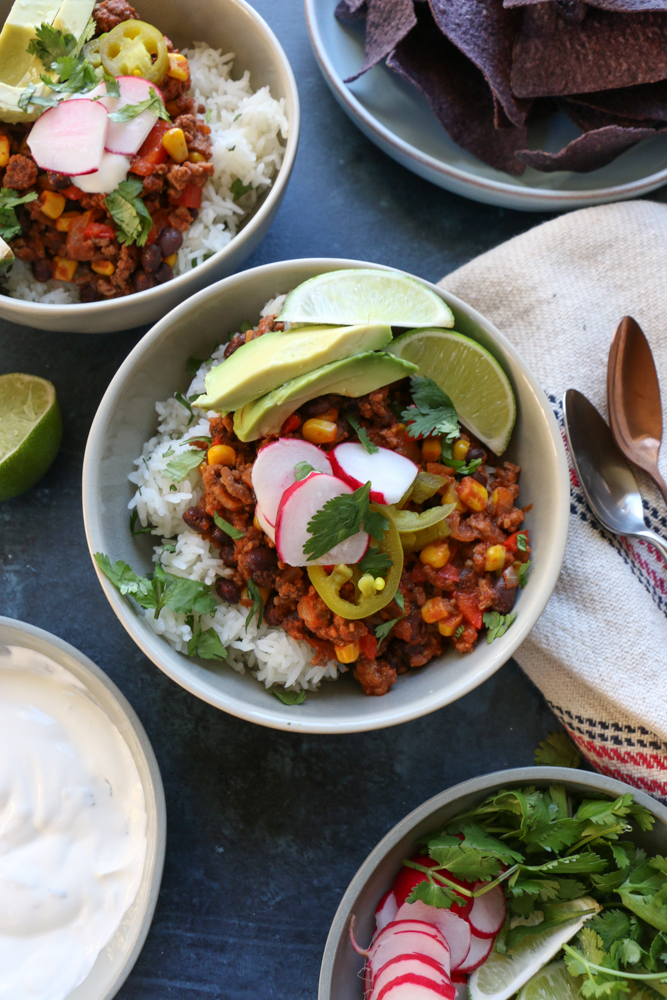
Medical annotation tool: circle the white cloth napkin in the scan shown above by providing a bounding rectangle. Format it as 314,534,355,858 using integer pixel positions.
440,200,667,800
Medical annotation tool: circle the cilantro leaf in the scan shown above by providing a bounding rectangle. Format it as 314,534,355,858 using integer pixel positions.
402,376,459,442
27,19,98,97
440,438,483,475
152,564,216,616
518,559,530,588
406,879,462,910
0,189,38,241
454,624,465,639
213,512,245,540
186,356,205,376
394,590,405,613
294,461,316,481
359,546,392,577
534,731,581,769
108,86,170,123
347,413,378,454
589,910,633,951
231,178,253,200
245,579,264,631
18,83,59,112
164,448,204,482
375,617,401,643
483,610,516,643
129,509,155,535
516,531,528,552
304,482,389,560
94,553,155,604
272,688,307,705
105,177,152,246
188,623,227,661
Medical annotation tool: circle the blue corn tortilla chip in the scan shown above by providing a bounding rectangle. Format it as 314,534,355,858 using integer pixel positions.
343,0,417,83
517,123,663,171
335,0,368,21
567,80,667,122
505,0,667,9
511,6,667,97
558,96,660,130
386,4,528,173
428,0,530,127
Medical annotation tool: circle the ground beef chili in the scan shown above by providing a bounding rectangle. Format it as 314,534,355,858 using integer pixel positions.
0,0,214,300
182,317,531,697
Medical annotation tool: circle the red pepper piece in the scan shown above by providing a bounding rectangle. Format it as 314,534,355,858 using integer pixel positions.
84,222,116,240
410,562,427,584
61,184,84,200
359,633,378,661
455,591,482,630
175,183,203,209
505,529,530,554
280,414,300,435
130,120,170,176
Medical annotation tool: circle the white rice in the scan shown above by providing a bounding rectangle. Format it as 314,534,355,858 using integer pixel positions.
129,297,342,693
2,43,288,303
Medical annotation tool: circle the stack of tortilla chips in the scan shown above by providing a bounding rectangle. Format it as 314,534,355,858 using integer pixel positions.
336,0,667,174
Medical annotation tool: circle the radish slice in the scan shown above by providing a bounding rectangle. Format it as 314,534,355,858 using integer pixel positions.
393,859,473,919
371,955,451,1000
254,504,275,543
330,442,418,505
252,438,332,526
455,933,493,974
374,890,399,936
75,151,131,194
275,473,369,567
466,883,506,938
376,975,455,1000
395,901,471,972
104,76,164,155
369,921,451,973
27,99,108,175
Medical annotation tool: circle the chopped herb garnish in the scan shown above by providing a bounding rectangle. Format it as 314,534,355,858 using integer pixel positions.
359,546,392,577
213,512,245,540
231,178,253,200
245,579,264,631
161,543,176,554
0,189,38,241
105,176,153,246
375,588,404,643
294,461,316,481
534,731,581,769
440,439,482,476
240,320,253,334
188,622,227,661
483,610,516,643
205,108,212,124
95,554,216,618
174,391,196,424
25,18,98,99
304,482,389,561
347,413,378,454
18,84,59,112
102,71,120,98
130,509,155,535
454,624,465,639
516,531,528,552
394,590,405,614
402,376,459,442
164,449,204,482
272,688,307,705
186,356,205,376
108,87,170,123
517,559,530,588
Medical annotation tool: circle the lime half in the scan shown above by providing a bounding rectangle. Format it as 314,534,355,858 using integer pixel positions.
387,328,516,455
517,960,582,1000
278,269,455,328
468,898,599,1000
0,373,62,501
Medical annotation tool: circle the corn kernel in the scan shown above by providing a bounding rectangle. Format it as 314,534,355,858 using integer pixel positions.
0,135,9,168
208,444,235,466
162,127,189,164
56,211,81,232
336,641,360,663
167,52,190,81
189,152,207,163
91,259,115,276
39,190,66,220
442,481,466,513
253,513,262,531
438,612,463,637
302,418,338,445
259,586,271,603
52,257,78,281
452,438,470,462
420,541,451,569
484,544,506,574
421,438,442,462
396,423,406,433
421,597,450,623
358,573,377,598
457,477,488,512
374,577,385,591
164,253,178,267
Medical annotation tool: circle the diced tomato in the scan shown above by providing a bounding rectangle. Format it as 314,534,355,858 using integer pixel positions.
280,414,300,434
434,563,459,587
359,634,377,661
175,183,203,209
145,207,170,245
410,562,427,584
455,591,482,630
505,529,530,554
66,210,95,261
84,222,116,240
61,184,84,200
130,120,170,176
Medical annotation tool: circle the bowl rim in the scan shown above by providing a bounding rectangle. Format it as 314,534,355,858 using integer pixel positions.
0,0,300,318
82,256,570,734
0,615,167,1000
304,0,667,208
318,766,667,999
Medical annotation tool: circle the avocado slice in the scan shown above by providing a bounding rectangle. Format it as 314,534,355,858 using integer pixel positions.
233,351,418,442
194,323,393,414
0,235,14,269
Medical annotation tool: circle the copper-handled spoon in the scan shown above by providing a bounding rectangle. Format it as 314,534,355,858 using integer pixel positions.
607,315,667,506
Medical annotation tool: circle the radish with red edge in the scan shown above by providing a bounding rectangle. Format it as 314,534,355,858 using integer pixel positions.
75,152,131,194
27,99,108,175
395,901,471,971
370,955,451,1000
466,882,506,938
375,974,455,1000
455,931,493,974
254,504,275,543
330,442,418,505
374,890,398,936
392,858,473,919
352,918,451,972
104,77,164,155
275,473,368,566
251,438,332,526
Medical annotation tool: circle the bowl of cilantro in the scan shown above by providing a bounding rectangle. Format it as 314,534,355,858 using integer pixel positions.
83,258,569,731
320,764,667,1000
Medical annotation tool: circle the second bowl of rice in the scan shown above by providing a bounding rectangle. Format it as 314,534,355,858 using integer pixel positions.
0,0,299,333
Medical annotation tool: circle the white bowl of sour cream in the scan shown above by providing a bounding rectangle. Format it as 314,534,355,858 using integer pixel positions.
0,617,166,1000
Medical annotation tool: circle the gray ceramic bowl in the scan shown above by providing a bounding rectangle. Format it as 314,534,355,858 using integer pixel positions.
0,616,166,1000
319,766,667,999
82,257,569,733
0,0,299,333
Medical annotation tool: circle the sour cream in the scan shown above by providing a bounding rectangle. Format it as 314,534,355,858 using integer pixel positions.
0,645,147,1000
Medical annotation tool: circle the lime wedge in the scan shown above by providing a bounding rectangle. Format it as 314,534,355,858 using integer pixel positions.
517,960,582,1000
278,269,455,328
387,328,516,455
468,898,599,1000
0,373,62,501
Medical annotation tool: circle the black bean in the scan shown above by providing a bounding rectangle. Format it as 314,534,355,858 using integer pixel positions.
158,226,183,256
219,544,238,567
31,257,52,283
210,526,229,548
467,446,487,463
47,171,72,191
154,262,173,285
133,270,155,293
79,282,104,303
182,506,212,535
141,244,162,274
472,470,488,487
189,208,199,220
491,578,517,615
215,578,240,604
244,547,278,574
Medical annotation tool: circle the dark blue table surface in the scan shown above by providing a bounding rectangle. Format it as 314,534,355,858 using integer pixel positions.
0,2,583,996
